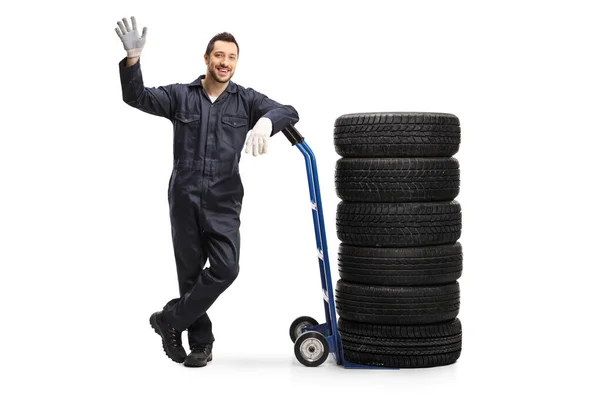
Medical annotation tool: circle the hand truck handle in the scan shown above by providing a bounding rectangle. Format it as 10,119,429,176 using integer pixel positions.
282,124,305,146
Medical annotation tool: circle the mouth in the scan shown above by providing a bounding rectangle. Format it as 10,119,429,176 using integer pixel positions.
217,67,230,76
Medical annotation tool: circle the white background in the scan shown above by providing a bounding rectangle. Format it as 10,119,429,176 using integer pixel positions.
1,0,599,398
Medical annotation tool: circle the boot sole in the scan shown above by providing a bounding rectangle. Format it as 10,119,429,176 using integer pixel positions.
149,313,186,363
184,354,213,368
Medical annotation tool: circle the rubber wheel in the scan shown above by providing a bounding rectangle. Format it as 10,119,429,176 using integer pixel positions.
336,201,461,248
334,112,460,157
338,318,462,368
338,243,462,286
289,316,318,343
335,280,460,325
335,157,459,202
294,331,330,367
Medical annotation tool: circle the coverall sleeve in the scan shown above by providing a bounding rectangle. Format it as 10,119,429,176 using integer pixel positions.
248,88,300,136
118,57,176,120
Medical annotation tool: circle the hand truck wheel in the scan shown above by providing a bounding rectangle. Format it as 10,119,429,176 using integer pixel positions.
289,316,319,342
294,331,329,367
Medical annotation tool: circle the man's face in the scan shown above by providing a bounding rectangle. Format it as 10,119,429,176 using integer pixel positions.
205,40,238,83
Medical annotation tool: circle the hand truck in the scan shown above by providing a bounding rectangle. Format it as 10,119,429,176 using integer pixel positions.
281,125,384,369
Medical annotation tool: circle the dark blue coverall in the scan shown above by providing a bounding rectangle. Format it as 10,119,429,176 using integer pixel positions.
119,57,299,348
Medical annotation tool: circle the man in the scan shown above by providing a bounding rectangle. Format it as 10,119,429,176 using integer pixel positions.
115,16,299,367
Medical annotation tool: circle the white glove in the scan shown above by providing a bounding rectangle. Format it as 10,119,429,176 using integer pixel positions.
245,117,273,156
115,16,147,58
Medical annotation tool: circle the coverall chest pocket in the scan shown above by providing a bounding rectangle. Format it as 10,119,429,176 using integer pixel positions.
173,112,201,159
221,115,248,152
174,112,201,125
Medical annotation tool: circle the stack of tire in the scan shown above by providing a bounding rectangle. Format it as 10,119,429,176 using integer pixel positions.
333,112,462,368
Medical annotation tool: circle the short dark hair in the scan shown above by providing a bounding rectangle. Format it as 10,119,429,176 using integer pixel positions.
205,32,239,56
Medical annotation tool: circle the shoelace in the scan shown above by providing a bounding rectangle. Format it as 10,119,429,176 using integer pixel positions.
167,327,182,347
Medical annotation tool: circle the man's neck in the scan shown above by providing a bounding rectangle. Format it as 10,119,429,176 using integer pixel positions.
201,74,228,98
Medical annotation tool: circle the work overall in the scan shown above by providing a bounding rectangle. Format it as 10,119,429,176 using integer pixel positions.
119,58,299,348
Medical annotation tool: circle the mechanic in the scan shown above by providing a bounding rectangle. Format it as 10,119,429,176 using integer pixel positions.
115,16,299,368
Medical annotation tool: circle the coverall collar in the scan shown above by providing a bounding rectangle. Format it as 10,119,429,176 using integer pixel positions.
189,74,239,93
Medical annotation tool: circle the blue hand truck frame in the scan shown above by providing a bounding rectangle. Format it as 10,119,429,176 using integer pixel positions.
282,125,387,369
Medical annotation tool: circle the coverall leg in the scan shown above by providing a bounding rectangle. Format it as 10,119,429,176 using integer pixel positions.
162,166,240,346
163,221,215,347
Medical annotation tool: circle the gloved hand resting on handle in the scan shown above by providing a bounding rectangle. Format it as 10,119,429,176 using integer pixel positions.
115,16,147,58
245,117,273,156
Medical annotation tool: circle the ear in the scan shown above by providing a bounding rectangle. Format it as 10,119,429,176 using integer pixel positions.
204,54,209,65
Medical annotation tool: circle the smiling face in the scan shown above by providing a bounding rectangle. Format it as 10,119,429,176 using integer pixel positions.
204,40,238,83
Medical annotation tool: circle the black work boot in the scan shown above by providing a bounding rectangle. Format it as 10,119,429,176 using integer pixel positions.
184,344,213,368
149,311,187,363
